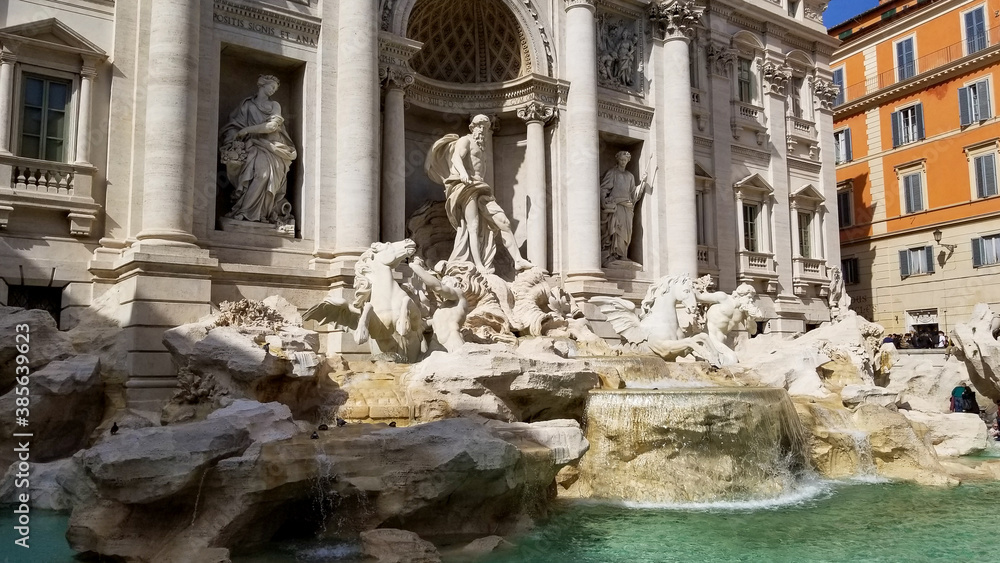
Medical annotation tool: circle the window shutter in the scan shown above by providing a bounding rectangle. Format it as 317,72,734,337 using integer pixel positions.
891,111,901,147
973,238,984,267
899,249,910,278
915,104,925,140
845,128,853,161
925,245,935,273
985,153,997,197
977,80,992,120
959,86,971,126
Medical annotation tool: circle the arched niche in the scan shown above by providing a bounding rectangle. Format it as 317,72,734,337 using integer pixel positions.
383,0,553,79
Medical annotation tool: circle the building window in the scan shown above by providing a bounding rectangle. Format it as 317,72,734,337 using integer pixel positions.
6,285,64,326
901,170,925,214
896,37,916,81
842,257,859,284
834,128,852,164
972,234,1000,267
837,188,853,228
789,75,805,118
18,75,71,162
832,67,845,106
695,190,708,246
891,104,924,147
959,79,991,126
743,203,759,252
797,211,812,257
974,153,998,198
899,246,934,277
737,58,754,103
787,0,799,18
965,6,988,55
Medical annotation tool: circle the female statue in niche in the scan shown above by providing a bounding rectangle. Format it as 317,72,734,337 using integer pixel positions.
219,74,297,229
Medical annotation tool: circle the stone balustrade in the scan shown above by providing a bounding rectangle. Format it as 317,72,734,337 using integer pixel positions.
737,249,778,293
792,256,829,296
0,154,100,236
697,244,718,272
785,115,817,143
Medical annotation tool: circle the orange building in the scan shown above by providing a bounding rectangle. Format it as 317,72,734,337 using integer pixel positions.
831,0,1000,334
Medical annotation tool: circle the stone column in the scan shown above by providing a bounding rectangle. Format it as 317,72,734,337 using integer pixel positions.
335,0,380,259
134,0,201,247
518,102,555,268
74,57,98,166
649,0,704,278
0,47,18,155
563,0,604,285
380,68,413,243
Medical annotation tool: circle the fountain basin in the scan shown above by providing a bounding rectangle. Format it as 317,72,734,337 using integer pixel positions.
578,387,808,503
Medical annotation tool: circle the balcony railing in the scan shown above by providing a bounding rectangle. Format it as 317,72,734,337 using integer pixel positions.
732,100,767,128
697,245,718,272
737,250,778,293
786,116,817,143
792,257,829,296
0,154,99,236
837,24,1000,107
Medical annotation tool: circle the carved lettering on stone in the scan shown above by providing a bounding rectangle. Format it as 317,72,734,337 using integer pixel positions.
219,75,298,234
597,12,642,93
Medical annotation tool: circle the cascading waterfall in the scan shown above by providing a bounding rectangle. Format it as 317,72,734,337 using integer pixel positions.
578,387,810,503
809,404,879,479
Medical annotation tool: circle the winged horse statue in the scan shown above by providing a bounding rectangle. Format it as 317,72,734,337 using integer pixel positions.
304,239,424,362
592,274,722,365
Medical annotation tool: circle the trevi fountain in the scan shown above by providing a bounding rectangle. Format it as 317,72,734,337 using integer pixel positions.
2,112,1000,562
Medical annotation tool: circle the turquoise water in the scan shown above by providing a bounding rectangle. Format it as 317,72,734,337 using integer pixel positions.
6,480,1000,562
237,479,1000,563
0,510,75,563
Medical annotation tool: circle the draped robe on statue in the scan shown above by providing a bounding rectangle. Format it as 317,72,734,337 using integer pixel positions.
600,166,645,263
425,134,502,272
220,97,297,223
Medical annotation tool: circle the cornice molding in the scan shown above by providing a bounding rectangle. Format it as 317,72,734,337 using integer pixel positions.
597,97,655,129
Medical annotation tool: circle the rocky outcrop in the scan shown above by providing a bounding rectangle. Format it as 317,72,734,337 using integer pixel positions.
900,411,988,457
0,355,104,469
403,341,601,422
851,403,956,486
841,384,900,409
731,311,884,398
0,307,74,391
360,529,441,563
884,353,969,413
951,303,1000,401
56,403,584,562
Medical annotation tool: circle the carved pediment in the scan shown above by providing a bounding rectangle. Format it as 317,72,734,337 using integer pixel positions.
0,18,106,57
791,183,825,203
733,173,774,197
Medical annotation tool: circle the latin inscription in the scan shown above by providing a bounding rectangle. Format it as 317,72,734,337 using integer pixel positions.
213,12,318,47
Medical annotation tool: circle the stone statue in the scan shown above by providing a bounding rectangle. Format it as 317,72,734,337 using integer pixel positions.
600,151,652,266
696,283,764,366
597,14,640,90
593,274,721,365
828,266,852,320
219,75,297,230
425,115,533,274
304,239,424,362
408,257,469,353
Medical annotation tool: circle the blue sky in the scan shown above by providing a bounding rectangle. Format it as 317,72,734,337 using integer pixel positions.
824,0,881,28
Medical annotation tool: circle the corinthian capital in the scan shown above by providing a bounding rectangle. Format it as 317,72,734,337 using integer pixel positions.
812,78,840,110
379,65,414,91
648,0,704,41
517,102,555,124
758,60,791,95
564,0,596,11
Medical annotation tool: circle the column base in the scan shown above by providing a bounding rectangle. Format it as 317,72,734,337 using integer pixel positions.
135,228,199,247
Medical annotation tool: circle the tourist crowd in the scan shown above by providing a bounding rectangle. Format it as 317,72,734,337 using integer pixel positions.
882,331,948,349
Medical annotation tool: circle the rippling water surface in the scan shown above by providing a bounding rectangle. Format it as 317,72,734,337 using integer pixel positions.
5,480,1000,562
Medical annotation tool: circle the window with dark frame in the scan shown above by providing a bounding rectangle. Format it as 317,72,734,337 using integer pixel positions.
19,75,71,162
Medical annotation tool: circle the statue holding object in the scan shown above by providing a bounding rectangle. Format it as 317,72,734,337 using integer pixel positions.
600,151,653,267
219,75,297,231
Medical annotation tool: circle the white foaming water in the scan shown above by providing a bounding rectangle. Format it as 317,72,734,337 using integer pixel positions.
295,544,359,561
617,476,834,512
624,379,715,389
